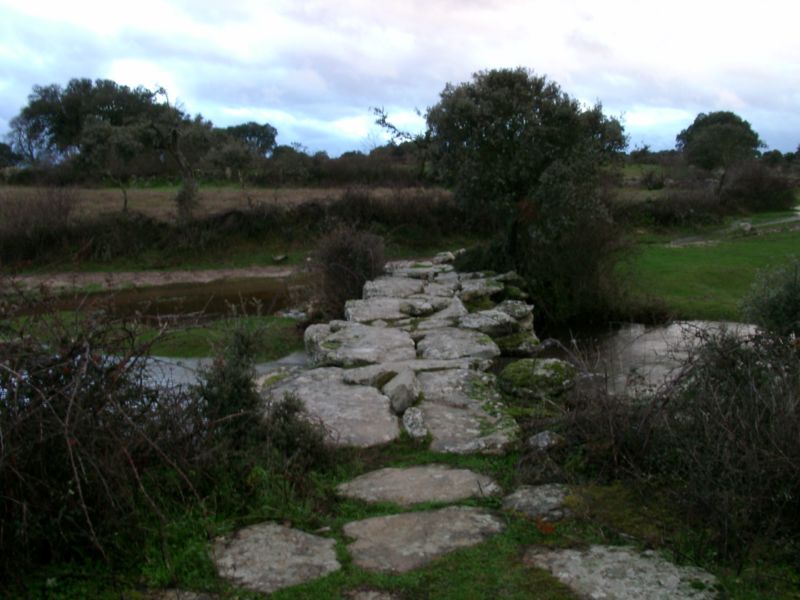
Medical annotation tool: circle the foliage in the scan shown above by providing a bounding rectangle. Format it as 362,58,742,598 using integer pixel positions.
225,121,277,156
0,142,21,168
426,67,625,229
427,68,627,324
676,111,763,171
741,256,800,337
312,225,385,318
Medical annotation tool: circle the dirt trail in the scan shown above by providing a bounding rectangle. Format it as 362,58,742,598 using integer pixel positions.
9,265,297,292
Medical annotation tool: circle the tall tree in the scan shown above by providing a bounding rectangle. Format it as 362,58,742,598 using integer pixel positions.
225,122,277,157
425,67,627,323
676,111,764,195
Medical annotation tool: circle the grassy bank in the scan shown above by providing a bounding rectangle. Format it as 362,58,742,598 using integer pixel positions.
626,228,799,320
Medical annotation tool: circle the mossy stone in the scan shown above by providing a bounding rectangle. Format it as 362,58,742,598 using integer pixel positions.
499,358,576,402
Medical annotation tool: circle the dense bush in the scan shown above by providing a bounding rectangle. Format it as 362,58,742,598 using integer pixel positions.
0,187,77,263
426,68,628,325
311,225,385,318
615,189,724,228
720,160,797,212
0,187,468,267
741,257,800,337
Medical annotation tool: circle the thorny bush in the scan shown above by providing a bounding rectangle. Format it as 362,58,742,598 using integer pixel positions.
0,280,328,579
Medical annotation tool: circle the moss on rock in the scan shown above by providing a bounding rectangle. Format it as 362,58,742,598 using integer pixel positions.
499,358,576,403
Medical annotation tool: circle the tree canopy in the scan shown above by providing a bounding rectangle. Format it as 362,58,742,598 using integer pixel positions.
425,68,628,323
676,111,763,171
426,67,625,226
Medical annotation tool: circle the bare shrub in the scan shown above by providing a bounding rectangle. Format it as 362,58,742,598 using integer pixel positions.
311,225,385,318
0,282,329,576
0,186,76,241
560,330,800,564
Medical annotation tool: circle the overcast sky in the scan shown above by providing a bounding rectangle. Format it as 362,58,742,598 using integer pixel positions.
1,0,798,156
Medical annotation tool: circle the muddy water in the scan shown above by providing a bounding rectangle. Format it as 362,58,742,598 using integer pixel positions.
46,275,311,322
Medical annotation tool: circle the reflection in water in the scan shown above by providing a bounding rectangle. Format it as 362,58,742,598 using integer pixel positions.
593,321,756,396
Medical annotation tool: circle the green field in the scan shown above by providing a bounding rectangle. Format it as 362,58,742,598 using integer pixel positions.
626,229,799,320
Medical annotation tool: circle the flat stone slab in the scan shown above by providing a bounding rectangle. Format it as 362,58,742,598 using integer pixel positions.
337,465,501,506
345,297,439,323
305,321,416,367
458,309,520,336
363,276,424,298
212,522,340,595
524,545,717,599
343,506,505,573
263,368,400,447
417,327,500,360
458,277,504,301
503,484,570,522
341,358,486,387
406,369,519,453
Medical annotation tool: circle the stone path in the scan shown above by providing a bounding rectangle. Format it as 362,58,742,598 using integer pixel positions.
205,251,717,597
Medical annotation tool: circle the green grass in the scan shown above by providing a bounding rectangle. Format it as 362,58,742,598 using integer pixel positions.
143,315,304,361
626,229,800,320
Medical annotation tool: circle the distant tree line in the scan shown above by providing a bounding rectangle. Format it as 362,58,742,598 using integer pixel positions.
1,78,429,211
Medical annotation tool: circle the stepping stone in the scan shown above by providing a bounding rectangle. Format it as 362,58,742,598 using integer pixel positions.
363,276,424,299
212,522,340,595
343,506,504,573
263,368,399,447
405,369,519,454
341,358,487,387
458,277,504,301
305,321,416,367
344,297,439,323
416,298,470,331
337,465,501,506
458,309,520,336
524,545,717,599
503,484,570,521
416,327,500,360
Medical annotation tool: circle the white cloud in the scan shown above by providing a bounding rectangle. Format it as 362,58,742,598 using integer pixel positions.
0,0,798,151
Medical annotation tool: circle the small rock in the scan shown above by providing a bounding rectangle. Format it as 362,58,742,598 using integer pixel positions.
432,251,456,264
381,369,421,414
528,430,566,451
502,484,570,521
402,406,428,439
212,522,340,595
